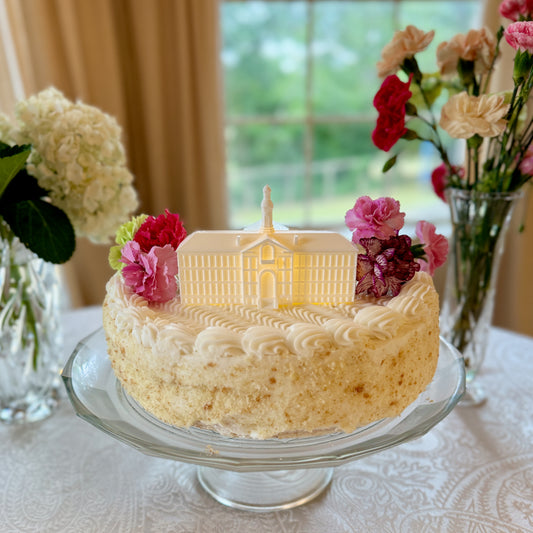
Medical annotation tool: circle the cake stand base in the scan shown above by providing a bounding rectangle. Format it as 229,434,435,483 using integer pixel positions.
197,466,334,512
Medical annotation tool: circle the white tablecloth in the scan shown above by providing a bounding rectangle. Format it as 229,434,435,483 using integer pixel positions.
1,307,532,532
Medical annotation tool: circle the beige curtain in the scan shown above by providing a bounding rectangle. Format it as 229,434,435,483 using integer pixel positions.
2,0,227,306
482,0,533,337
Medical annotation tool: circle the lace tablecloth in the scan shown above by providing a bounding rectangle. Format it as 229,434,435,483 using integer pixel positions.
1,306,532,533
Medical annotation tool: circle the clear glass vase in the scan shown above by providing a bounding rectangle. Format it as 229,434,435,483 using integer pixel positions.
0,219,63,424
440,188,523,406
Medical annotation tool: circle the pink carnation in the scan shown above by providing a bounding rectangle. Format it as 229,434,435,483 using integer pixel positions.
499,0,533,21
345,196,405,244
519,145,533,174
505,21,533,53
415,220,449,276
120,241,178,302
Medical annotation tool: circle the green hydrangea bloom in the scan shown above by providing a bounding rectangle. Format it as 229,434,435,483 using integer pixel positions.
108,214,148,271
108,245,124,271
116,214,148,244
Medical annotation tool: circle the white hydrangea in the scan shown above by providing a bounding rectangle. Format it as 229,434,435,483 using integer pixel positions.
13,87,138,243
0,113,15,143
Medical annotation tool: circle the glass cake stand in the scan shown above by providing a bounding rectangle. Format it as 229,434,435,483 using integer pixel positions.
61,328,465,512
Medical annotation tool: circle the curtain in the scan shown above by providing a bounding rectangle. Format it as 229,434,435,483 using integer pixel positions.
482,0,533,337
2,0,227,306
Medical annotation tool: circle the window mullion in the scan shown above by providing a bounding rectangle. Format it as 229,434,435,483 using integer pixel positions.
304,0,315,225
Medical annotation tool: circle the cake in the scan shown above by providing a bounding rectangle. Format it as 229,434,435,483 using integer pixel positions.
102,187,444,439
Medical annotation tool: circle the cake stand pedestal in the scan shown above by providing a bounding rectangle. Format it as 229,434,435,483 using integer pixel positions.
197,467,334,511
62,329,464,512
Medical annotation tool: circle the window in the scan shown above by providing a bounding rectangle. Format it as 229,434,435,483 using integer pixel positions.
261,243,275,263
221,0,482,231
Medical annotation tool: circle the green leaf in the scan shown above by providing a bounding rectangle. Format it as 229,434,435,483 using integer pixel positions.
382,155,398,173
409,74,443,108
2,199,75,264
0,169,47,203
457,58,475,88
410,243,426,259
402,129,419,141
0,145,31,199
467,134,483,150
404,102,418,116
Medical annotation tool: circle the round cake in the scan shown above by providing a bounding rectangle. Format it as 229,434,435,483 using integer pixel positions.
103,270,439,439
102,189,445,439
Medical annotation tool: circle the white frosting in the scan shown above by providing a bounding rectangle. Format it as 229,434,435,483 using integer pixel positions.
286,323,334,355
104,271,435,359
352,307,406,340
242,326,291,357
194,327,245,357
104,270,440,439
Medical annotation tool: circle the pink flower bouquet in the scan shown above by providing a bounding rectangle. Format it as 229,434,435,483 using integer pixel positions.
345,196,448,298
110,210,187,303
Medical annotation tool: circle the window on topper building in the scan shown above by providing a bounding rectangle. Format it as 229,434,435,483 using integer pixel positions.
220,0,482,233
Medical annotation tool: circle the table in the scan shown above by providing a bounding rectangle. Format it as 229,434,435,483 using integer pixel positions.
1,307,532,533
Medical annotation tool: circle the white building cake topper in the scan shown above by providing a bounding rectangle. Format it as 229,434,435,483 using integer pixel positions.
177,186,357,308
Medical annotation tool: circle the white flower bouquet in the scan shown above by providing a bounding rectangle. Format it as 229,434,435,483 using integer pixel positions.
0,87,138,263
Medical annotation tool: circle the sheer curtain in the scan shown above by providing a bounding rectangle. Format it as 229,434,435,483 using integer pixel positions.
1,0,227,306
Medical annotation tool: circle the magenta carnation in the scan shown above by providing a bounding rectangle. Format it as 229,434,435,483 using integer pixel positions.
356,235,420,298
134,209,187,253
345,196,405,244
415,221,449,275
120,241,178,302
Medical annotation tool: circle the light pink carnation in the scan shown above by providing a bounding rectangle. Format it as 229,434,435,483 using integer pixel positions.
505,21,533,52
377,25,435,78
415,221,449,275
345,196,405,244
436,28,496,78
439,92,509,139
120,241,178,302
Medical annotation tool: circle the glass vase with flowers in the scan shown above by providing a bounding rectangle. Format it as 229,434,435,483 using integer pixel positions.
370,0,533,405
0,88,138,423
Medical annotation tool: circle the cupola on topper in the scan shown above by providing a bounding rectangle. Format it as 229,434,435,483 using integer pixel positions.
177,186,357,308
